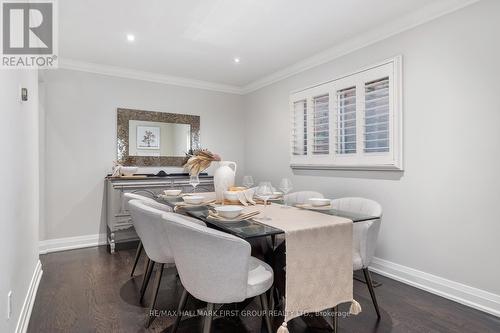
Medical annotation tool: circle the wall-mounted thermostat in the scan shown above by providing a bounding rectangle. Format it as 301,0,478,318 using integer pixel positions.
21,88,28,101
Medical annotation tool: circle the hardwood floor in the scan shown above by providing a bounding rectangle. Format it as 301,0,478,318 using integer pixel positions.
28,246,500,333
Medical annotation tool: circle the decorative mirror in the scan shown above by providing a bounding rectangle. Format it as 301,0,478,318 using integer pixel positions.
117,108,200,166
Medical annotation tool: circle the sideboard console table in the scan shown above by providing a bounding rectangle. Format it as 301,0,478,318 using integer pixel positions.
105,174,214,253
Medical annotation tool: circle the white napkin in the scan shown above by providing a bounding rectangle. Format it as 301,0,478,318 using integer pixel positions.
243,188,256,205
236,191,249,206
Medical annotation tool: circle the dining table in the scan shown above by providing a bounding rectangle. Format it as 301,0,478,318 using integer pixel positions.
157,193,379,332
158,195,378,238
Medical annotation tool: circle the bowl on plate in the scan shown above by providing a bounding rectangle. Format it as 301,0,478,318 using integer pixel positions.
183,195,204,205
214,205,244,219
120,166,138,176
164,189,182,197
308,198,331,207
224,191,241,202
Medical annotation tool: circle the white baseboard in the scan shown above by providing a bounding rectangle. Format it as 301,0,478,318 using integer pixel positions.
15,260,43,333
370,257,500,318
39,233,107,254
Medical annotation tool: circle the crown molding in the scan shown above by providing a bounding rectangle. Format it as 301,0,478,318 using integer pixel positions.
241,0,480,94
58,58,244,95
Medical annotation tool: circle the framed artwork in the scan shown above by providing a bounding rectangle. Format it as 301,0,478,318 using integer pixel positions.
137,126,160,150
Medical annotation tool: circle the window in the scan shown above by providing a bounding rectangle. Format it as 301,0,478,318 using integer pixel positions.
290,56,402,170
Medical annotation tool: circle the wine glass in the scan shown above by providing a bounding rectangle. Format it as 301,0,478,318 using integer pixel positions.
256,181,273,220
279,178,293,207
242,175,254,189
189,174,200,193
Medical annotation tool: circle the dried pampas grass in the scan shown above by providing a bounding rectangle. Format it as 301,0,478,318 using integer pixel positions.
183,149,221,175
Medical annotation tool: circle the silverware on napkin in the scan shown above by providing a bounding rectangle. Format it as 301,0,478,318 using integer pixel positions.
208,210,260,221
175,199,216,208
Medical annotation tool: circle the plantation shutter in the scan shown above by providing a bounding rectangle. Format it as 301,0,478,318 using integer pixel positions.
312,94,329,154
364,77,390,153
292,99,307,155
336,86,357,154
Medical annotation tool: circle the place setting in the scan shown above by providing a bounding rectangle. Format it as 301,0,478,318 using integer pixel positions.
173,196,216,210
157,189,214,209
157,189,183,200
206,206,261,223
295,198,334,210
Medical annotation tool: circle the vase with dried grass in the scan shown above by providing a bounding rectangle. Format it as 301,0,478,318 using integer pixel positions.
183,149,237,202
183,149,221,176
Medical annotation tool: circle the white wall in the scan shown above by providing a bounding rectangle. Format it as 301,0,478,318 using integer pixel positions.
41,69,245,241
243,0,500,297
0,70,40,332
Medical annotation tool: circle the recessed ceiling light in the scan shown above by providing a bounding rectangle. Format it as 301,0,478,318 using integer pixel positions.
233,57,240,63
126,34,135,42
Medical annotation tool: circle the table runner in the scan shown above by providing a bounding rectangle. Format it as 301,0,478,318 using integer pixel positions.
242,204,361,332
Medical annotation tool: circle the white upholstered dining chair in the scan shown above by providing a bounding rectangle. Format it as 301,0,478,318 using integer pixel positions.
331,197,382,318
124,193,172,278
284,191,324,205
127,199,206,327
162,213,274,333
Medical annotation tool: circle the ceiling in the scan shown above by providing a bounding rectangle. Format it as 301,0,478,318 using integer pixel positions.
59,0,476,91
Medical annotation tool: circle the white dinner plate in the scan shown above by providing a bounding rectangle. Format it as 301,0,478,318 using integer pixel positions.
295,203,333,211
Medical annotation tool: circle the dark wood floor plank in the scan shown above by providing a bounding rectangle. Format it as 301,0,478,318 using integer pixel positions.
28,246,500,333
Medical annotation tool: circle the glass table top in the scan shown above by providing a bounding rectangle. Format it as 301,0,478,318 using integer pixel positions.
157,196,379,239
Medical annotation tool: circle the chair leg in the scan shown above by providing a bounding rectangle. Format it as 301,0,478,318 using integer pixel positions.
260,293,273,333
332,305,338,333
139,258,151,296
145,263,165,328
170,288,189,333
140,259,155,304
203,303,214,333
363,267,381,319
130,241,143,276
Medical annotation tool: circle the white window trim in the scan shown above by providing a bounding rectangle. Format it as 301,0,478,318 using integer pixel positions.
289,55,403,171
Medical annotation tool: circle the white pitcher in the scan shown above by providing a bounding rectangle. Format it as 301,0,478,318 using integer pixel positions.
214,161,237,202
